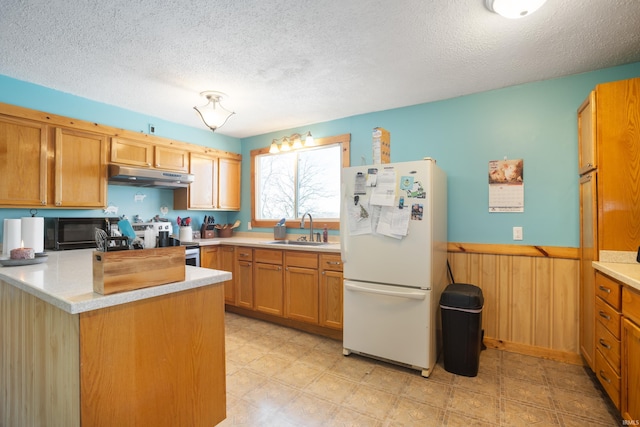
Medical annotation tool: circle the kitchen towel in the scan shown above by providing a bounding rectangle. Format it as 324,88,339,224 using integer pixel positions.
3,219,22,256
21,216,44,253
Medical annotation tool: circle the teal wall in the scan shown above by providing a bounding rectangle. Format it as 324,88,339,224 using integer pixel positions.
240,62,640,247
2,62,640,247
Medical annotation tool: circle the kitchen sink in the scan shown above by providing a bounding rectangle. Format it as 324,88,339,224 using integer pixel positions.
266,240,328,246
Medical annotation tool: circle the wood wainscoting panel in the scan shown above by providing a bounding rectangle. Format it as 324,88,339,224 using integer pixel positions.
1,280,81,427
448,245,580,364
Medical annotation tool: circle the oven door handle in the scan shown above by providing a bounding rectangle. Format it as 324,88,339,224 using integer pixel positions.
345,282,426,300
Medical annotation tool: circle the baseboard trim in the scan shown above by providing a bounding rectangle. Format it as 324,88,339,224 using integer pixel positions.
484,337,584,365
225,305,343,341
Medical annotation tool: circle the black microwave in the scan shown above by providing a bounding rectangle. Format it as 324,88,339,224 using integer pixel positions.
45,217,120,250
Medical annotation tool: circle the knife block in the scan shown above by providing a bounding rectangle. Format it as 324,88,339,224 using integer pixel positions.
201,223,215,239
93,246,185,295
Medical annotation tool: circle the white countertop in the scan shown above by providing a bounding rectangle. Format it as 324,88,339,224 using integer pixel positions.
0,249,231,314
187,232,342,253
593,260,640,292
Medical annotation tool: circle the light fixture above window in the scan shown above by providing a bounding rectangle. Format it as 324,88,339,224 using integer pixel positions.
485,0,547,19
193,91,235,132
269,132,315,154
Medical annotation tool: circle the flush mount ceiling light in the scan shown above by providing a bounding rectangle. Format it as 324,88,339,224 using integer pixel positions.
485,0,547,19
269,132,315,154
193,91,235,132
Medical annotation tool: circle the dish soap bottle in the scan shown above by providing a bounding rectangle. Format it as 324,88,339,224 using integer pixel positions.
322,226,328,243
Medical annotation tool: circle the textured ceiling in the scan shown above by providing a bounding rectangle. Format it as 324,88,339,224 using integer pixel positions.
1,0,639,138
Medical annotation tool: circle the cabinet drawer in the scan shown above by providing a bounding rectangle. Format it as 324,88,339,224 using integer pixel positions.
595,349,621,409
595,319,621,374
254,249,283,265
320,254,343,272
235,247,253,261
623,286,640,326
596,296,621,339
595,272,622,310
285,251,318,269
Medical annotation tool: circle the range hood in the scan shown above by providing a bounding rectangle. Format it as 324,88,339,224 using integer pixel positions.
108,164,195,189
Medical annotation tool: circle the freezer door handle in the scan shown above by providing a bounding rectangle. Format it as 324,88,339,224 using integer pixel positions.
345,282,426,300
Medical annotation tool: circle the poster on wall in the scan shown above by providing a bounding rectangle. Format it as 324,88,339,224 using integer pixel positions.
488,159,524,212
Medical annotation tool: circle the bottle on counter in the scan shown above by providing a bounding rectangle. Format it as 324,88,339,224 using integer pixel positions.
323,226,328,243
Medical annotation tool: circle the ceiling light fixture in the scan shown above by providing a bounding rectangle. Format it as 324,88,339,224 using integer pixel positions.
485,0,547,19
193,91,235,132
269,132,315,154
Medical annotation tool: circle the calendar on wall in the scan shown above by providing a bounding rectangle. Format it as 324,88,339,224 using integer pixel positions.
488,159,524,212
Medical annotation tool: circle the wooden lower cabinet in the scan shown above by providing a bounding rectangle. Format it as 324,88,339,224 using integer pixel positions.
622,286,640,422
201,245,237,305
319,254,343,330
219,246,235,304
593,272,622,409
254,249,284,316
228,248,344,338
285,252,319,324
1,280,226,427
235,247,254,309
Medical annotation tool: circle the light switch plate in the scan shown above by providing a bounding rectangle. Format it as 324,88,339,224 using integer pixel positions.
513,226,523,241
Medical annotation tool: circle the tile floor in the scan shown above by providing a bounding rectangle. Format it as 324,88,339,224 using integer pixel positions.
220,312,621,426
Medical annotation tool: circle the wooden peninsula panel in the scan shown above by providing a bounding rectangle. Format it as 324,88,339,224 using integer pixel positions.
0,280,81,427
79,284,226,427
1,278,226,427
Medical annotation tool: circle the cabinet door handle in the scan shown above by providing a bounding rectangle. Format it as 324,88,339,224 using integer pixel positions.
598,310,611,321
598,285,611,294
599,370,611,384
598,338,611,350
326,261,341,265
240,253,250,257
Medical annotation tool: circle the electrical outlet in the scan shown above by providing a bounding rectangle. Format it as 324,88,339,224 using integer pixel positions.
247,222,252,231
148,124,156,134
513,226,523,241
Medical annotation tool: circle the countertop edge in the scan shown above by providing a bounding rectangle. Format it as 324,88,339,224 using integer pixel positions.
592,261,640,292
0,261,232,315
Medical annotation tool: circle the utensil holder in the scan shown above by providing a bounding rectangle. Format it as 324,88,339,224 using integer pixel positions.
273,225,287,240
179,226,193,242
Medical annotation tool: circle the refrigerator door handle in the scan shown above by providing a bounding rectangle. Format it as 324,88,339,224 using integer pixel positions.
345,282,426,300
340,182,348,264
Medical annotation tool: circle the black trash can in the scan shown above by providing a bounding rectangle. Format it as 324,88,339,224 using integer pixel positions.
440,283,484,377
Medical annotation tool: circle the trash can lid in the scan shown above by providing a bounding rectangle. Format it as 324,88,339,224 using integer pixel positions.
440,283,484,309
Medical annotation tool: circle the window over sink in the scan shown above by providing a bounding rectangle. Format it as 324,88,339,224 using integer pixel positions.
251,134,350,230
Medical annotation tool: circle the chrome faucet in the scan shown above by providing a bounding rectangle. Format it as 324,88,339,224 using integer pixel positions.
300,212,314,241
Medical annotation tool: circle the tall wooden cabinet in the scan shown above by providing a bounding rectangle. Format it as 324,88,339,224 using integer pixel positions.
578,77,640,371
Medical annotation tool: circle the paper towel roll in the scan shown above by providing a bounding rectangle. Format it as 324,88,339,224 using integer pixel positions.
3,219,22,256
21,217,44,253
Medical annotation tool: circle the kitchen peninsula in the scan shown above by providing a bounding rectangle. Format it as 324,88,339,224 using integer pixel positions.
0,249,231,427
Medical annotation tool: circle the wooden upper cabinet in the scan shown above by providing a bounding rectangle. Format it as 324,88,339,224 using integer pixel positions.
187,153,218,209
154,145,189,172
54,128,107,207
174,154,241,211
595,78,640,251
110,137,153,167
0,115,47,206
578,91,597,175
111,137,189,173
218,157,241,210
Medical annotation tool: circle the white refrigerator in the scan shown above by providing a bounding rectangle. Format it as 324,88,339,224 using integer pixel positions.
340,158,447,377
